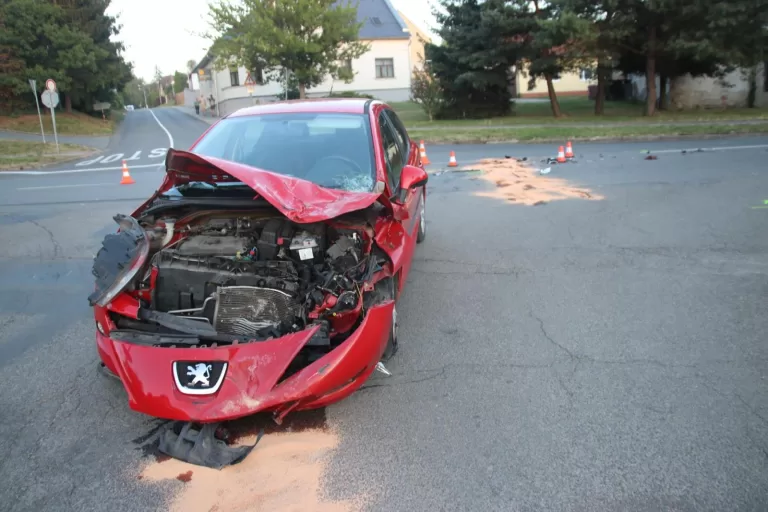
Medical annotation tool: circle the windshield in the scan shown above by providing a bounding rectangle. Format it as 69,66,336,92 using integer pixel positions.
191,112,376,192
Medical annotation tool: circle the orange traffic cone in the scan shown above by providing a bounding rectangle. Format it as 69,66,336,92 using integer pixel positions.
120,160,135,185
419,140,431,165
556,146,566,163
565,141,574,159
448,151,458,167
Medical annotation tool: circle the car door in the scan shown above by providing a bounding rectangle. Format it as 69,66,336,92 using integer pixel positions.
381,109,422,236
377,108,423,294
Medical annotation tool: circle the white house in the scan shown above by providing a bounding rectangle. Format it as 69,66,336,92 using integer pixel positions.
189,0,430,117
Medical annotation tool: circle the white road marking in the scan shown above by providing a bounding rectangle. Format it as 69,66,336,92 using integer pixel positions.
149,148,168,158
17,183,114,191
101,153,124,164
0,163,162,176
646,144,768,154
149,108,175,148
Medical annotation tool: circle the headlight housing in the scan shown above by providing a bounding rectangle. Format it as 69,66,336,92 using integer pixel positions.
88,214,149,307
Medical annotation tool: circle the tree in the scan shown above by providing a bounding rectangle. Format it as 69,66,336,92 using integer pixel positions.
0,0,132,114
186,59,197,72
207,0,369,99
555,0,628,115
609,0,767,116
410,62,443,121
526,4,592,117
426,0,519,119
174,71,188,93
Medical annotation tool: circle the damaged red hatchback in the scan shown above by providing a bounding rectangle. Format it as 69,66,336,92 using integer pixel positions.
89,99,427,434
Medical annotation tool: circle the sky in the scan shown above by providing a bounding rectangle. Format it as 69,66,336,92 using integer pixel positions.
107,0,441,82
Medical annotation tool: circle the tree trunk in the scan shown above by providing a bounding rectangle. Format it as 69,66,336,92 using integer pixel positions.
545,74,562,117
595,62,606,115
65,93,72,113
645,26,657,117
658,75,668,110
298,83,306,99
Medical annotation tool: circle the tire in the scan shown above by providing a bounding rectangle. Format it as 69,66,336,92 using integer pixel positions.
381,278,399,361
416,192,426,244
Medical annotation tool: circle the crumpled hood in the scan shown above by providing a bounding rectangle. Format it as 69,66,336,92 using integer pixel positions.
162,148,383,223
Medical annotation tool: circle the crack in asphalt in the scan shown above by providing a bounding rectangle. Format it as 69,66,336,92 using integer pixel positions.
529,309,700,370
1,214,63,260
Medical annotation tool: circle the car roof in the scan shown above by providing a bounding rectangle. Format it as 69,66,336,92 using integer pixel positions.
228,98,377,118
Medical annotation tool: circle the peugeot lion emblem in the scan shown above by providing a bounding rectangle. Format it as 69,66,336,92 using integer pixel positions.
187,363,212,387
173,361,228,395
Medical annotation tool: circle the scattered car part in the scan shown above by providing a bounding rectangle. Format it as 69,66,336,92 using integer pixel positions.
157,421,263,469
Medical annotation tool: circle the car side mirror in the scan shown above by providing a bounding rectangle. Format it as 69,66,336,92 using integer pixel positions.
394,165,428,204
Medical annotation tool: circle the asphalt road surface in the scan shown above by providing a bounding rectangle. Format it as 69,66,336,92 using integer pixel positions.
1,108,768,511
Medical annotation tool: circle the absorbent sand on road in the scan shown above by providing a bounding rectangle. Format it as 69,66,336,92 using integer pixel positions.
464,158,604,205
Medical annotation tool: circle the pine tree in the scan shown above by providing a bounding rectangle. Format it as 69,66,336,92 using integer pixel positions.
426,0,519,119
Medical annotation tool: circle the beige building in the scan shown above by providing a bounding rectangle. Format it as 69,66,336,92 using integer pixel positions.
188,0,432,117
398,11,431,70
515,63,596,98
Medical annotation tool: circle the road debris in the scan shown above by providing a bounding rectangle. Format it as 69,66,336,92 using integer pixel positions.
645,155,658,160
140,424,364,512
156,421,262,469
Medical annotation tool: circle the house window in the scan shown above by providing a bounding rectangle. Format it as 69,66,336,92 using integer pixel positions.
579,68,594,81
376,58,395,79
252,66,264,85
764,61,768,92
230,69,240,87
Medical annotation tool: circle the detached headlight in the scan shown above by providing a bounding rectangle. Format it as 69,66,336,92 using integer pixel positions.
88,214,150,307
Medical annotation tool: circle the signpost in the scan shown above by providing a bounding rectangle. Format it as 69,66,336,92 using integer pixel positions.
40,79,59,153
28,79,46,144
244,72,256,104
93,101,111,122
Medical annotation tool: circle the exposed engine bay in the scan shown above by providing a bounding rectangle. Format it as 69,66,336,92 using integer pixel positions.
97,209,390,362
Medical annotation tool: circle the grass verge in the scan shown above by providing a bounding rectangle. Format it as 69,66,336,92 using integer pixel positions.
0,140,97,170
392,98,768,128
0,110,117,136
409,122,768,144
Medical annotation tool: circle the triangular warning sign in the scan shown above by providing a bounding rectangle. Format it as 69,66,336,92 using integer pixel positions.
244,72,256,86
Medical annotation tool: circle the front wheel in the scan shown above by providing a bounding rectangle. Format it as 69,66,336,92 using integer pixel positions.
416,192,426,243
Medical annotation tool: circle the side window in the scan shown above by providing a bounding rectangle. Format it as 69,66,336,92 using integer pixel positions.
378,112,404,190
384,109,410,160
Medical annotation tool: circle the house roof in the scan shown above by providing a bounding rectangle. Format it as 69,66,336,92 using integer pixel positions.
335,0,410,40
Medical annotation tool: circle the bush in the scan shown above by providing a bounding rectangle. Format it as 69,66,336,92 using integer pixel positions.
327,91,375,99
410,68,443,121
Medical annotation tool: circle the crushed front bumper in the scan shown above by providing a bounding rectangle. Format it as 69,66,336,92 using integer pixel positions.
95,302,394,423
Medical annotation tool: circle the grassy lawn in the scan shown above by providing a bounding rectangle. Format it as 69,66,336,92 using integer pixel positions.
392,97,768,128
0,140,96,170
0,110,117,136
408,122,768,144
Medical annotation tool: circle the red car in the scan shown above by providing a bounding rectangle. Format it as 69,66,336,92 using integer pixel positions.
88,99,427,465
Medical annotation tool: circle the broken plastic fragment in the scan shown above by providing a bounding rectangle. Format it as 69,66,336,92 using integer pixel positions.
157,421,263,469
375,362,392,376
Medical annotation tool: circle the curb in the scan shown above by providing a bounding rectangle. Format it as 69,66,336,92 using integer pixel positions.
173,106,221,126
411,130,768,146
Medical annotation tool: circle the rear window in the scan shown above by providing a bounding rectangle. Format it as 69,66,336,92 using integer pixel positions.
192,112,375,192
